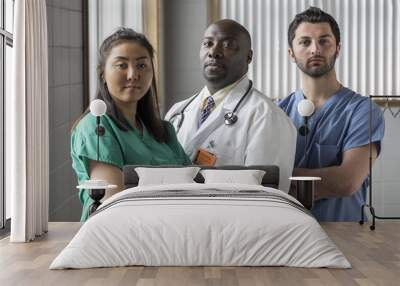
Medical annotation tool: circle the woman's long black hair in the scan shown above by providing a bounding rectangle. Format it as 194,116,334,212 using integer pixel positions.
74,28,167,143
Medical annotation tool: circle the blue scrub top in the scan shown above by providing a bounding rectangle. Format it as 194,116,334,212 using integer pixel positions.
278,87,385,221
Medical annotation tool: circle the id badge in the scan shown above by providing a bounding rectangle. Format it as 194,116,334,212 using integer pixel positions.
194,148,217,166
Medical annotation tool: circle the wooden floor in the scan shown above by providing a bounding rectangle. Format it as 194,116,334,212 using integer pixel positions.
0,222,399,286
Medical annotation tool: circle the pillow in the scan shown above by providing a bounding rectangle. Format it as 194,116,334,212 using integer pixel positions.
135,167,201,186
200,169,266,185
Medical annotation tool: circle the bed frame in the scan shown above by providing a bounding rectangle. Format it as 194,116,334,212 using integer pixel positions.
88,166,280,216
123,165,280,189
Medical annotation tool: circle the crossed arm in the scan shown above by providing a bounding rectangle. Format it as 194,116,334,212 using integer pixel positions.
88,144,376,201
293,144,377,200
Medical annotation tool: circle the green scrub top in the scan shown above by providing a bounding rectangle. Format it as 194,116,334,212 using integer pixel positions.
71,113,192,221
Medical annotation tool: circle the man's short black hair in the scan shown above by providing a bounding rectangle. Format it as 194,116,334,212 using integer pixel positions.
288,7,341,48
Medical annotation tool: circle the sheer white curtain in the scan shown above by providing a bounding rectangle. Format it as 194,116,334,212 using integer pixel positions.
7,0,49,242
219,0,400,99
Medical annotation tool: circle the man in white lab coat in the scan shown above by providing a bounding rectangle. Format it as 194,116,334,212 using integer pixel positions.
165,19,296,192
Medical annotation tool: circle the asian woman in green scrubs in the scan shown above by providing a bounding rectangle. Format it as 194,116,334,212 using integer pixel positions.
71,28,191,221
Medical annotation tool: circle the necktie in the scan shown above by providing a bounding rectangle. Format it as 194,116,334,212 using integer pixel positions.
199,96,215,126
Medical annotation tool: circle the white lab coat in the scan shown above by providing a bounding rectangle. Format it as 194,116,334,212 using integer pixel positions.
165,77,297,192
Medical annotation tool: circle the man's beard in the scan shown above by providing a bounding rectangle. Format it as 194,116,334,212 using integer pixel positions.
295,54,337,78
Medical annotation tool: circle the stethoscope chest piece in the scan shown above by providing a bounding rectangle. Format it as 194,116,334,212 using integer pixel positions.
171,80,253,131
224,112,238,125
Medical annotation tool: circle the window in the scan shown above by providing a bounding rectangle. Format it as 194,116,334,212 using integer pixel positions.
88,0,142,101
1,0,14,231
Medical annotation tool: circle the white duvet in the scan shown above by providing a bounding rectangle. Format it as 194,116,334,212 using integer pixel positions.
50,183,351,269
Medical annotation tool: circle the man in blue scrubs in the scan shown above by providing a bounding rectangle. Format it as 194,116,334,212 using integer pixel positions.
279,7,385,221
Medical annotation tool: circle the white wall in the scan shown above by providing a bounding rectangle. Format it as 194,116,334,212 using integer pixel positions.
372,112,400,217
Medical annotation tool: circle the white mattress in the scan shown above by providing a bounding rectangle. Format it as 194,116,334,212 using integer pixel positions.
50,183,351,269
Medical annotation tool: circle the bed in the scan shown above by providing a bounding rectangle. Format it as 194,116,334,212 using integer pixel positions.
50,165,350,269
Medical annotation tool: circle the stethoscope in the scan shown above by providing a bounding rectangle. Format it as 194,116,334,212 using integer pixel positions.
169,80,253,133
